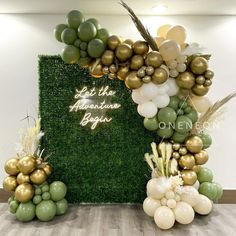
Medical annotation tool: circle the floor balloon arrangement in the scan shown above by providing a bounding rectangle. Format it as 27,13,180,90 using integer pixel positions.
3,119,68,222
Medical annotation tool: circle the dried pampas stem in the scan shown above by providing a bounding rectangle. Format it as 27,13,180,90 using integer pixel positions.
120,0,158,51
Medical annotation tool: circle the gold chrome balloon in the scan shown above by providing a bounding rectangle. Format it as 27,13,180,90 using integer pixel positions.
176,72,195,89
17,172,30,184
179,154,195,169
109,64,117,73
192,84,209,96
15,183,34,203
142,75,152,83
90,63,104,78
132,41,149,55
102,66,109,75
17,156,36,175
172,143,181,151
192,165,202,173
205,69,214,79
172,151,180,159
3,176,18,192
42,164,53,176
107,35,122,50
117,66,129,81
125,72,143,89
152,68,168,84
194,150,209,165
185,136,203,153
190,57,208,75
130,55,144,70
4,158,19,175
101,50,115,66
179,147,188,155
137,68,146,78
145,51,163,68
195,76,206,85
123,39,134,46
30,169,47,185
145,66,154,75
115,43,133,62
181,170,197,185
204,79,212,87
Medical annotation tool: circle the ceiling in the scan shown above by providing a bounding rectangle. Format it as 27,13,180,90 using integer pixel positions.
0,0,236,15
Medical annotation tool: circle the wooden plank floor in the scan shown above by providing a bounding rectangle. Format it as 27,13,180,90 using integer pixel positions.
0,203,236,236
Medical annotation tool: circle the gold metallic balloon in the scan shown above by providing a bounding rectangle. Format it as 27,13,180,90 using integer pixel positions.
192,84,209,96
3,176,18,192
115,43,133,62
192,165,202,173
107,35,122,50
117,66,129,81
4,158,19,175
172,151,180,159
145,66,154,75
15,183,34,203
185,136,203,154
176,72,195,89
137,68,146,78
179,147,188,155
101,50,115,66
17,172,30,184
123,39,134,46
190,57,208,75
108,73,116,80
179,154,195,169
125,72,143,89
195,76,206,85
30,169,47,185
130,55,144,70
152,68,168,84
90,63,104,78
205,70,214,79
109,64,118,73
18,156,37,175
173,143,181,151
132,41,149,55
194,150,209,165
102,66,109,75
42,164,53,176
204,79,212,86
181,170,197,185
142,75,152,83
145,51,163,68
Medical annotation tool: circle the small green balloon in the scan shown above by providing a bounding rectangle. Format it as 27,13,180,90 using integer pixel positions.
39,181,48,188
33,195,42,205
199,182,218,201
16,201,36,222
144,117,159,131
61,28,77,45
66,10,85,29
35,188,42,195
54,24,67,42
61,45,80,64
198,133,212,149
87,39,106,58
184,106,192,114
10,200,19,211
42,192,51,201
177,109,184,116
80,50,88,58
74,39,82,48
78,57,92,67
56,199,68,216
86,18,100,30
36,200,56,222
157,126,174,139
178,100,188,109
96,28,110,44
175,115,193,134
157,107,177,124
79,41,87,50
8,196,14,204
197,167,213,183
78,22,97,42
212,182,223,201
49,181,67,201
42,185,49,193
168,96,180,110
172,131,189,143
186,109,198,123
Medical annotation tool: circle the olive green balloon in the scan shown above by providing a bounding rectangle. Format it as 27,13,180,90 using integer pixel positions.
175,115,193,134
33,195,42,205
42,192,51,200
61,28,77,45
96,28,110,44
56,198,68,216
78,57,92,67
78,22,97,42
61,45,80,64
66,10,85,29
86,18,100,29
157,107,177,124
35,188,42,195
157,126,174,139
16,201,36,222
197,167,213,183
36,200,56,222
212,182,223,201
80,50,87,58
168,96,180,110
186,109,198,123
8,196,14,204
198,133,212,149
88,39,106,58
172,131,189,143
54,24,67,42
10,200,19,212
184,106,192,114
79,42,87,50
178,100,188,109
199,182,218,201
49,181,67,201
74,39,82,48
144,117,159,131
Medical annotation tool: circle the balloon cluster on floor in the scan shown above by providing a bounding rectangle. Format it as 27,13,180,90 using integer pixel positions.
3,120,68,222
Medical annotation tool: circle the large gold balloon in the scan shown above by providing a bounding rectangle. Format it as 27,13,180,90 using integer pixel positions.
115,43,133,62
30,169,47,185
123,39,134,46
15,183,34,203
179,154,195,169
117,66,129,81
3,176,18,192
190,57,208,75
4,158,19,175
18,156,36,175
43,164,53,176
185,136,203,154
90,63,104,78
125,72,143,89
194,150,209,165
130,55,144,70
176,72,195,89
107,35,122,50
192,84,209,96
181,170,197,185
17,172,30,184
101,50,115,66
192,165,202,173
145,51,163,68
152,68,168,84
132,41,149,55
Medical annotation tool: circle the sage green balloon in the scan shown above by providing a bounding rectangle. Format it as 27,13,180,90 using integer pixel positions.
54,24,67,42
61,45,80,64
80,42,87,50
144,117,159,131
10,200,19,213
78,22,97,42
177,109,184,116
178,100,188,109
33,195,42,205
157,107,177,124
74,39,82,48
16,201,36,222
199,182,218,201
186,109,198,123
8,196,14,204
56,198,68,216
184,106,192,114
80,50,88,58
96,28,110,44
49,181,67,201
86,18,100,30
78,57,92,67
172,131,189,143
61,28,77,45
35,188,42,195
42,192,51,200
198,133,212,149
197,167,213,183
212,182,223,200
41,184,49,193
88,39,106,58
66,10,84,29
36,200,56,222
168,96,180,110
175,115,193,134
157,126,174,139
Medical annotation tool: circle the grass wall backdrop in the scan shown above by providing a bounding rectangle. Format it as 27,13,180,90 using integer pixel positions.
39,56,155,203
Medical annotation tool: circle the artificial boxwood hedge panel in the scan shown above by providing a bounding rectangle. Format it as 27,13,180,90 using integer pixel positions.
39,56,155,203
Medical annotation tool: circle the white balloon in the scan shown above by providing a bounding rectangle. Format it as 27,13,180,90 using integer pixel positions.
189,96,212,113
174,201,195,225
161,197,167,206
156,83,169,94
137,102,157,118
131,89,149,104
152,94,170,108
169,69,179,78
140,82,159,100
192,180,200,190
165,190,175,200
154,206,175,230
143,197,161,217
159,40,181,62
166,78,179,96
193,194,213,215
180,186,200,207
167,199,177,209
176,63,187,73
167,60,178,69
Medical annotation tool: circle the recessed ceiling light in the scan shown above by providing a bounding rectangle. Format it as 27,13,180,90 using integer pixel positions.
152,4,168,14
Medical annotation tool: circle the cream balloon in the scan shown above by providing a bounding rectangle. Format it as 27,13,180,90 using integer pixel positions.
140,82,159,100
157,24,172,38
193,194,213,215
166,78,179,96
143,197,161,217
155,36,165,47
192,180,200,190
156,83,169,95
137,102,158,118
131,89,149,104
173,201,195,225
189,96,212,113
152,94,170,108
154,206,175,230
166,25,187,45
167,199,177,209
180,186,200,207
159,40,181,62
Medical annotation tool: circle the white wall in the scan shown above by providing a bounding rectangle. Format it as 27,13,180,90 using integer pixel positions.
0,14,236,189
